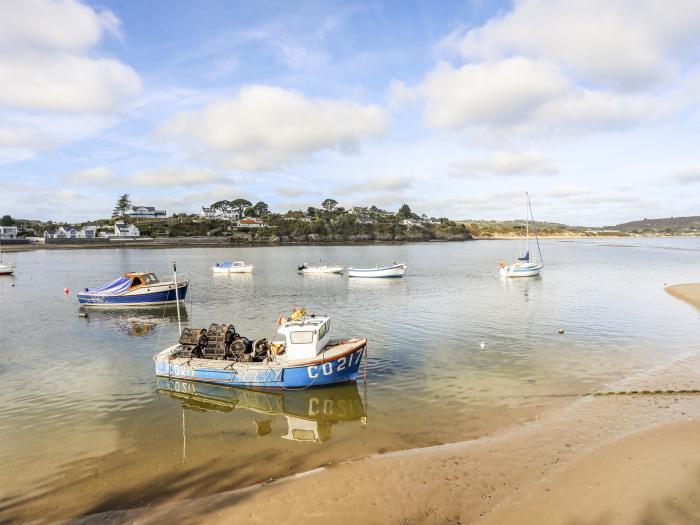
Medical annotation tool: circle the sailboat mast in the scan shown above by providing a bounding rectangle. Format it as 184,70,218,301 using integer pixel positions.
525,192,529,255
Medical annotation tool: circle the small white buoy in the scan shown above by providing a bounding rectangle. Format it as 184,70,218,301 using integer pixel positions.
480,341,486,351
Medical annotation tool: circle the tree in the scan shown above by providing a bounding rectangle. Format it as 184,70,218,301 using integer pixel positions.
0,215,15,226
230,198,252,217
398,203,412,218
112,194,131,218
307,206,319,217
321,198,338,212
210,200,230,213
253,201,269,217
244,206,256,217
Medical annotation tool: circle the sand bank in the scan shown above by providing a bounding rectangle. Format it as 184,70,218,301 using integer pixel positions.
666,283,700,311
69,350,700,525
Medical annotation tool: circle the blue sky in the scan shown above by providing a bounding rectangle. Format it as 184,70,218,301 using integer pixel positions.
1,0,699,225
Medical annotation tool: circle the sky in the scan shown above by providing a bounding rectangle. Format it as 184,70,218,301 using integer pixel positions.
1,0,700,226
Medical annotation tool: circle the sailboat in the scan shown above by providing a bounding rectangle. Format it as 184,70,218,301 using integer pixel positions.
499,191,544,278
0,249,15,275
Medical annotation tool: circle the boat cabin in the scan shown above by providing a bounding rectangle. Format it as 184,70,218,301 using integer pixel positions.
215,261,247,268
124,272,160,288
276,316,331,360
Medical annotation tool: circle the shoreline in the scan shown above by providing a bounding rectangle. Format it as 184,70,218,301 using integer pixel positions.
65,286,700,525
4,234,697,252
665,283,700,311
1,237,472,253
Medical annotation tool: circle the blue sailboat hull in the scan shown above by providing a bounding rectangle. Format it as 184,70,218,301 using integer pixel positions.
155,343,366,389
77,284,188,305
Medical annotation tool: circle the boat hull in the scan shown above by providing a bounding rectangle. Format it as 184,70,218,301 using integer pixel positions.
348,264,406,278
500,263,543,278
212,265,253,273
0,265,14,275
155,340,366,389
300,266,344,274
77,282,189,306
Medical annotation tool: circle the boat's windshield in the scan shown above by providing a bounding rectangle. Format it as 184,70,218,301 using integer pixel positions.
144,273,159,284
289,331,314,344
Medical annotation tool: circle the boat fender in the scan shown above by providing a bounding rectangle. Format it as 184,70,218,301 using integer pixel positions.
499,261,505,268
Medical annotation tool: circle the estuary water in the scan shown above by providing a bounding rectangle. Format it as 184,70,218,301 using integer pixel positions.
0,238,699,521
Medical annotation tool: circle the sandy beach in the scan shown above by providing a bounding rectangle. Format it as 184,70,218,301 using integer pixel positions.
666,283,700,312
69,285,700,525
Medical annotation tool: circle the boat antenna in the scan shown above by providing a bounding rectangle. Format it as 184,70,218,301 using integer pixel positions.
526,192,544,266
173,261,182,335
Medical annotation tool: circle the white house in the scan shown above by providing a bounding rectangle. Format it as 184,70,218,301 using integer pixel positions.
202,206,215,218
44,225,98,239
125,206,166,219
44,227,68,239
0,226,18,239
79,226,97,238
114,221,140,237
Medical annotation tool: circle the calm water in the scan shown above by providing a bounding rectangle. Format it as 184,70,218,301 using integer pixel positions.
1,239,699,521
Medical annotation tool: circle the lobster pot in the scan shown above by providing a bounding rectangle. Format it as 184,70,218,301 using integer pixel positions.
179,327,207,346
204,323,237,358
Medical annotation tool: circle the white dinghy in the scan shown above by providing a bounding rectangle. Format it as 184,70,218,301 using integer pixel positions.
298,262,344,274
212,261,253,274
499,191,544,278
348,263,407,278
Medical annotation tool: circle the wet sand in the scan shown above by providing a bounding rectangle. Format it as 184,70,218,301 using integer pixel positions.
666,283,700,311
69,347,700,525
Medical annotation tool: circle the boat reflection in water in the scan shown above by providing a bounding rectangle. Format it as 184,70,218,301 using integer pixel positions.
157,378,366,443
79,305,188,336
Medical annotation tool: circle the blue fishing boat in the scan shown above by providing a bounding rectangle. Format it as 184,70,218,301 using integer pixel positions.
77,271,188,306
155,312,367,389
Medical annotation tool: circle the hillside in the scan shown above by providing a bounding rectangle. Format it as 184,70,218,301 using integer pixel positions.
610,216,700,233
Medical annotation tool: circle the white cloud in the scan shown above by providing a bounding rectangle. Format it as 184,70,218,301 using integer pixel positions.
671,168,700,184
449,0,700,89
337,174,413,195
128,167,227,187
0,0,140,113
450,150,558,178
158,84,388,171
65,166,113,185
409,57,656,133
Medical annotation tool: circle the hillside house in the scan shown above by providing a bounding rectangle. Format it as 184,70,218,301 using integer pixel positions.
125,206,166,219
0,226,18,239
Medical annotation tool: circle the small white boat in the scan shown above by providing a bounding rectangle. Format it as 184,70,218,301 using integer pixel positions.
0,250,15,275
298,263,344,274
212,261,253,274
348,263,407,278
500,191,544,278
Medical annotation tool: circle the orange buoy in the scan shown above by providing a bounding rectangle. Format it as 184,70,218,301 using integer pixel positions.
64,287,69,294
498,261,505,268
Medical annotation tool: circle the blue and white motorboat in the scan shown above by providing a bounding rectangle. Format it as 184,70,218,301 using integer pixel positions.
212,261,253,273
348,263,407,278
77,271,188,306
155,312,367,389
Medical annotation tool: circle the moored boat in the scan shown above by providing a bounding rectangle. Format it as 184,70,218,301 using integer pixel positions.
0,249,15,275
348,263,407,278
155,312,367,389
297,263,344,274
77,271,188,306
500,191,544,278
212,261,253,273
